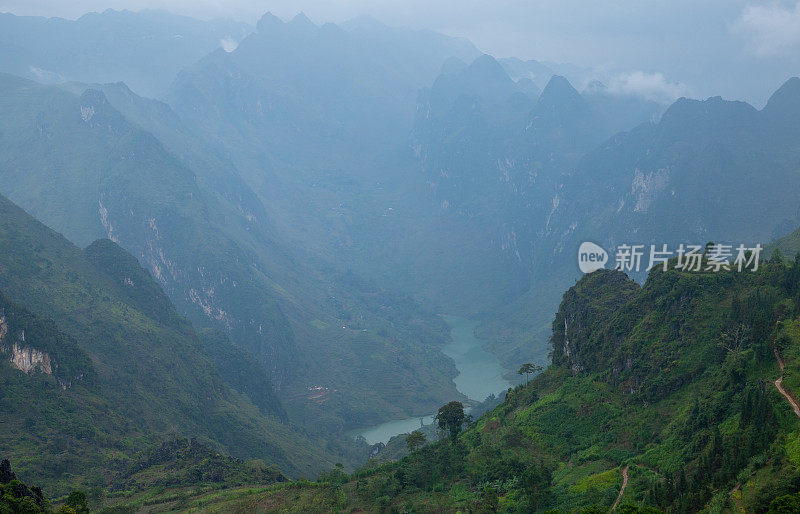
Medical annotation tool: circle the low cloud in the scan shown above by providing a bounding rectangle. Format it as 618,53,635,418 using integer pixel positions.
220,37,239,52
27,65,64,83
605,71,691,103
733,1,800,55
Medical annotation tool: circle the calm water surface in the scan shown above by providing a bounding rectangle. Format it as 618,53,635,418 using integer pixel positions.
352,315,510,445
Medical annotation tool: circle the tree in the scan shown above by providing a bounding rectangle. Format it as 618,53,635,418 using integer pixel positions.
406,430,426,452
64,490,89,514
718,323,751,356
767,492,800,513
436,401,466,443
771,248,786,265
518,363,542,384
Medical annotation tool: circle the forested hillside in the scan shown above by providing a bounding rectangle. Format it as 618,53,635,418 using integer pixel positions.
0,192,339,495
210,256,800,512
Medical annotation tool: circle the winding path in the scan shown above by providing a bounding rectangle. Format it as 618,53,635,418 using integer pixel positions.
611,465,629,512
774,348,800,419
719,348,799,512
605,348,794,513
729,482,745,512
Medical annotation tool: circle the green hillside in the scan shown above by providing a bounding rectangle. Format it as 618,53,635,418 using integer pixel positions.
770,227,800,261
0,192,339,496
200,259,800,512
1,459,56,513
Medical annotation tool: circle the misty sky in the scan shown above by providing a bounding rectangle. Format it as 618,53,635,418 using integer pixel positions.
1,0,799,106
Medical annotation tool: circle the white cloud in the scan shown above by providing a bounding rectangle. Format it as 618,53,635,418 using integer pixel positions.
27,65,64,83
220,37,238,52
605,71,691,103
733,1,800,55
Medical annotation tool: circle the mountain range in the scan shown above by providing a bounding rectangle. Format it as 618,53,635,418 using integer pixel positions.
0,7,800,512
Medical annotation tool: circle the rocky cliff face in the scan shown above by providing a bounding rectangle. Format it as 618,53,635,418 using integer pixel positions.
0,294,94,390
0,313,53,375
6,342,52,375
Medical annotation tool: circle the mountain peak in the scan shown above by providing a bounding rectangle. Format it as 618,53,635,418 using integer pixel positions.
256,12,283,32
289,12,315,28
540,75,579,98
455,54,515,88
763,76,800,116
468,54,504,75
427,54,517,115
656,95,758,139
448,54,517,100
535,75,586,114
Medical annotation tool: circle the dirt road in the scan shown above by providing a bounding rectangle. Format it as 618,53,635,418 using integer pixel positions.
611,465,629,511
774,348,800,419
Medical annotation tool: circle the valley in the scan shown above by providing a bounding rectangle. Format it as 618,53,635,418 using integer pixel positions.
0,4,799,513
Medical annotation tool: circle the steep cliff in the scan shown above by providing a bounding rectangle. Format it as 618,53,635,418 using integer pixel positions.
550,269,640,374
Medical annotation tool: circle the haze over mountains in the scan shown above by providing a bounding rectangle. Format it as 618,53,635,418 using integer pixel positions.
1,6,800,511
0,9,252,97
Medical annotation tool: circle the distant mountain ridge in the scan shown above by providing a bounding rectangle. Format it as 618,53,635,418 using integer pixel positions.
0,9,252,97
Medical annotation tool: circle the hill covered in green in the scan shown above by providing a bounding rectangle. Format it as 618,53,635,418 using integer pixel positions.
0,192,340,496
207,258,800,512
770,227,800,263
1,459,59,513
